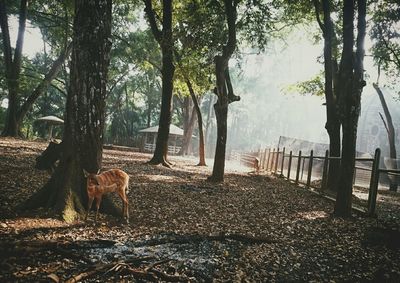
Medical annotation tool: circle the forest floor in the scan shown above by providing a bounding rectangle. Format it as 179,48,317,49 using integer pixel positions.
0,138,399,282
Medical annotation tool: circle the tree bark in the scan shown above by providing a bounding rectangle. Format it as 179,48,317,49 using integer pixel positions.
334,0,366,217
373,83,398,192
21,0,115,222
185,78,206,166
209,0,240,182
314,0,341,192
0,0,27,137
144,0,175,166
179,102,196,156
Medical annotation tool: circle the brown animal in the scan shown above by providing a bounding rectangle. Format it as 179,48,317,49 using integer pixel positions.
83,169,130,223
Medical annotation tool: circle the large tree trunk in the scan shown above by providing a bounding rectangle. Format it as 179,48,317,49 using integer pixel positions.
334,0,366,217
373,83,398,192
22,0,114,222
0,0,27,137
209,0,240,182
144,0,175,166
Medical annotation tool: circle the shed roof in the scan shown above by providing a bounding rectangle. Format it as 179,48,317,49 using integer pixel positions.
139,125,184,136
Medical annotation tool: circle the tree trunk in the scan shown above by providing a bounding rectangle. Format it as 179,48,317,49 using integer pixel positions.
0,0,27,137
21,0,114,222
373,83,398,192
317,0,342,192
179,105,196,156
209,0,239,182
144,0,175,166
211,68,228,181
334,0,366,217
185,79,206,166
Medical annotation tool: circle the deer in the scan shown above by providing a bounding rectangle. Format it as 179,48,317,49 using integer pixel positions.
83,168,130,224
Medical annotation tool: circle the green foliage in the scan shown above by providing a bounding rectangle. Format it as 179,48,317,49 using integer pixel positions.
29,0,73,55
370,0,400,94
283,72,325,97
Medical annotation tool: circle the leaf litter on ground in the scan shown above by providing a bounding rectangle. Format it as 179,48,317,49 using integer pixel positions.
0,138,399,282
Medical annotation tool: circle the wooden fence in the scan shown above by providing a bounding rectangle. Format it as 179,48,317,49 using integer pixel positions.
236,147,399,216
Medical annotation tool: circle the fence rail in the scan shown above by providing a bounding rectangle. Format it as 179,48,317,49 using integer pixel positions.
143,143,181,155
235,146,399,216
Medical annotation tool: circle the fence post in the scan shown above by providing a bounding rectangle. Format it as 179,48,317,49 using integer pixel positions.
306,150,314,189
270,148,275,171
295,150,302,184
353,167,357,186
287,150,293,180
274,147,280,174
280,147,286,176
321,150,329,190
266,148,271,171
301,157,306,180
262,148,268,169
367,148,381,216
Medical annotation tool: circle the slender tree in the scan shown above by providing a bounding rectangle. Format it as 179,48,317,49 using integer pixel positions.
373,81,398,192
0,0,27,136
313,0,341,192
186,79,206,165
22,0,114,221
143,0,175,166
209,0,240,182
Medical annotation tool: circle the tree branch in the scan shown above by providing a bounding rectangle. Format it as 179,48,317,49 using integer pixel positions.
379,112,389,135
143,0,162,44
0,0,13,76
313,0,326,34
222,0,237,58
17,41,72,121
13,0,28,77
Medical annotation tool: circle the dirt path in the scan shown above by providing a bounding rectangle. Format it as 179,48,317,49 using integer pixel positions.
0,138,399,282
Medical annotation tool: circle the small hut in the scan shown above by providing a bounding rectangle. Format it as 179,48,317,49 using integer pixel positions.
139,125,185,155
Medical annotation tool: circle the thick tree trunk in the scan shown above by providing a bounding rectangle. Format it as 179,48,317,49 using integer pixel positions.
373,83,398,191
21,0,114,222
334,0,366,217
327,122,341,190
145,0,175,166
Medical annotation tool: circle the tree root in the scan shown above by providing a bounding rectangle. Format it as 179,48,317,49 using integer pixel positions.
66,257,190,283
147,156,173,168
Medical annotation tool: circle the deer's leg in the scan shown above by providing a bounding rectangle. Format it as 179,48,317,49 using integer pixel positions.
124,197,129,223
119,192,129,223
85,197,94,221
95,196,102,224
123,195,129,223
